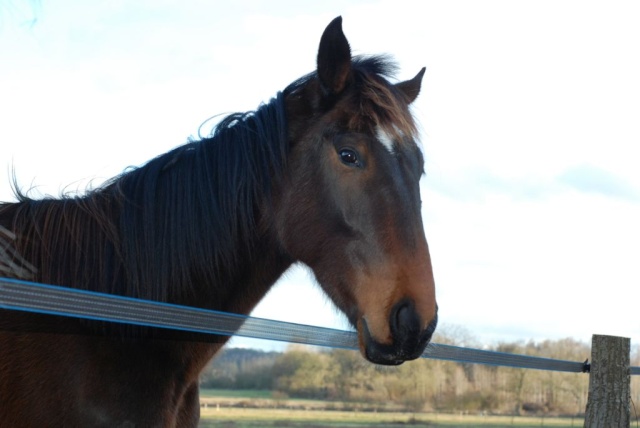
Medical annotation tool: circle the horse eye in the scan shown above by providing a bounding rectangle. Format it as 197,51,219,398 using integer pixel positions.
339,148,360,166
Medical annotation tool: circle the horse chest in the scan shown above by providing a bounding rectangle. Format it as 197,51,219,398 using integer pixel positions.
0,323,217,427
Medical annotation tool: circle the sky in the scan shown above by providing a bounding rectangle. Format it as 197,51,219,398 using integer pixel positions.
1,1,639,352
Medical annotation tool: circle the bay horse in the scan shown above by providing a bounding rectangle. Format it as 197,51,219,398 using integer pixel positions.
0,17,437,427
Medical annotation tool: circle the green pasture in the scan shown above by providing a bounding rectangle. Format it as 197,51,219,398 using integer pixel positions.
198,389,584,428
199,408,584,427
202,389,274,399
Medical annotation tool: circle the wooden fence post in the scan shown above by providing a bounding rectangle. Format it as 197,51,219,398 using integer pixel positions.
584,334,630,428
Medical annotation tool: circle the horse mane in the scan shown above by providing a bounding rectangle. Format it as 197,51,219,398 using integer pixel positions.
3,92,288,306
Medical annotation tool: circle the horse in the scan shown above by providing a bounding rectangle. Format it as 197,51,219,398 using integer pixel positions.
0,17,437,427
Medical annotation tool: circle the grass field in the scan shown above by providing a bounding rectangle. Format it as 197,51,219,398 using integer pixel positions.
199,408,584,427
202,389,274,399
198,390,585,428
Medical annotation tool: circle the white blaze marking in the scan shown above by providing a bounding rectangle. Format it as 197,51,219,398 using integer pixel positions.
376,126,396,154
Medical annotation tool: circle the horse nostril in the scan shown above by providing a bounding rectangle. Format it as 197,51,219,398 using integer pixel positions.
364,300,436,365
391,299,420,336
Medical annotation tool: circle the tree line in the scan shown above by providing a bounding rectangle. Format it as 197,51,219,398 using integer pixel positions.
200,326,640,415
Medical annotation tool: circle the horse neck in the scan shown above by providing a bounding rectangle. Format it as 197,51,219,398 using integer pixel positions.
2,94,292,316
212,228,294,316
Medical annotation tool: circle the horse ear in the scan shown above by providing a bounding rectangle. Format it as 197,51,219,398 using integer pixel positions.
317,16,352,95
395,67,426,104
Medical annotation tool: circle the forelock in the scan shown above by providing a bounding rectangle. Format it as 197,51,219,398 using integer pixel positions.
348,56,418,144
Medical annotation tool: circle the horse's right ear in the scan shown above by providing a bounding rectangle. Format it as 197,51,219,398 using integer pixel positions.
317,16,352,95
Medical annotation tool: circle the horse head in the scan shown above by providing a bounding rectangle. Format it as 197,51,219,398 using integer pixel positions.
274,17,437,365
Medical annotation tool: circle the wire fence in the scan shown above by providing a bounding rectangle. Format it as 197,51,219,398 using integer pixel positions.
1,276,639,375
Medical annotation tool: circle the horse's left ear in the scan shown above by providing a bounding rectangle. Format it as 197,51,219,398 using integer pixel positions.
317,16,352,95
395,67,426,104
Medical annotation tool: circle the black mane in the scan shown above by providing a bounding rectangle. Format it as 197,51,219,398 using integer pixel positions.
4,93,288,305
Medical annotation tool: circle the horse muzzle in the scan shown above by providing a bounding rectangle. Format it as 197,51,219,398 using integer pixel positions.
359,299,438,365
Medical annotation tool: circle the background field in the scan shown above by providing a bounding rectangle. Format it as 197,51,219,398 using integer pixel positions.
198,389,585,427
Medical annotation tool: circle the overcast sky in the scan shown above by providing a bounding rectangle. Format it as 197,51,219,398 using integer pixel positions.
1,1,639,351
